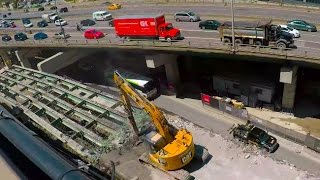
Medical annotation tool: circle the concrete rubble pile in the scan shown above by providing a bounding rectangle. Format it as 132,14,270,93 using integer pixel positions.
163,113,319,180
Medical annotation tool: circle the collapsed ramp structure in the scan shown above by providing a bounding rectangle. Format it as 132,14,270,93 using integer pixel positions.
0,65,150,168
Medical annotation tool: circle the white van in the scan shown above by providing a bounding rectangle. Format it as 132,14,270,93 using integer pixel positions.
92,11,112,21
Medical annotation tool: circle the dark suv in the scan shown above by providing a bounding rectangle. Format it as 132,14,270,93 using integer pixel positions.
59,7,68,13
229,121,279,153
14,32,28,41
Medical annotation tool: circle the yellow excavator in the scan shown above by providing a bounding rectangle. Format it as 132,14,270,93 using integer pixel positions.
114,71,209,180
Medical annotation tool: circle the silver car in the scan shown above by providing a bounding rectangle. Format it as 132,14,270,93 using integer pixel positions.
174,11,200,22
54,32,71,39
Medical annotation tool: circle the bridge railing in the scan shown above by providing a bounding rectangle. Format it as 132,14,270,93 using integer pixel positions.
0,38,319,61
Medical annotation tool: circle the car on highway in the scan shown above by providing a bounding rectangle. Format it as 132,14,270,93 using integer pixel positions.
92,11,112,21
37,20,48,27
34,32,48,40
279,25,300,38
287,20,317,32
199,20,221,30
174,11,200,22
84,29,104,39
14,32,28,41
50,6,57,10
2,34,12,42
0,21,11,28
107,3,121,10
54,19,67,26
22,18,33,28
80,19,96,26
54,32,71,39
59,7,68,13
229,121,279,153
38,7,45,11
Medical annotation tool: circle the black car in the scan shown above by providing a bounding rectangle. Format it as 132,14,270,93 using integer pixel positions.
199,20,221,30
14,32,28,41
229,121,279,153
80,19,96,26
59,7,68,13
50,6,57,10
2,34,12,41
37,20,48,27
38,7,44,11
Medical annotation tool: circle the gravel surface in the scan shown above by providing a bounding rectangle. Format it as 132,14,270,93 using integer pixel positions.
165,113,320,180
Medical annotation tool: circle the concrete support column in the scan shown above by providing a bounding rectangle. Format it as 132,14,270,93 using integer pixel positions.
0,50,11,68
145,54,180,85
280,65,298,111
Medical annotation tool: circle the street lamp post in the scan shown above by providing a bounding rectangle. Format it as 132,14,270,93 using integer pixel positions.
231,0,235,52
54,0,66,41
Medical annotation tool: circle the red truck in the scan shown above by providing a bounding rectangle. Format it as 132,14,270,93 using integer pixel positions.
113,14,181,42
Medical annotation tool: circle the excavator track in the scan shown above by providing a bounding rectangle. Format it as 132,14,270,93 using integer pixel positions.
194,144,210,163
138,152,193,180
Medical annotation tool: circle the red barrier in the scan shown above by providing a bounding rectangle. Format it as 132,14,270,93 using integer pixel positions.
201,93,211,105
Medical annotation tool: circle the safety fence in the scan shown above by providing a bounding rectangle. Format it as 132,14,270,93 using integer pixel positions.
200,93,320,153
0,38,319,62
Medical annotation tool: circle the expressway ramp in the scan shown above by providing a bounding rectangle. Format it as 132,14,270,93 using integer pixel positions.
0,65,150,165
37,49,98,73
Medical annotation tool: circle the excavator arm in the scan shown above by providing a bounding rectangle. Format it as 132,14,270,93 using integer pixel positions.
113,71,173,143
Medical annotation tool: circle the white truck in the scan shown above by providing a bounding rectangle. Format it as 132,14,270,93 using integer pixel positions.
92,11,112,21
42,13,60,23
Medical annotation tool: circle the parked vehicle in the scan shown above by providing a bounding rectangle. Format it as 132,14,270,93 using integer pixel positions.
54,19,67,26
84,29,104,39
2,34,12,41
38,7,44,11
228,121,279,153
59,7,68,13
54,32,71,39
287,20,317,32
34,32,48,40
113,14,181,42
42,13,60,23
92,11,112,21
37,20,48,27
50,6,57,10
80,19,96,26
14,32,28,41
199,20,221,30
22,18,33,28
279,25,300,38
107,3,121,10
219,20,294,49
174,11,200,22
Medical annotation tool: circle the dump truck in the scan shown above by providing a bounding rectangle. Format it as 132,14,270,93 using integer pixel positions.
219,20,294,49
113,14,181,42
228,121,279,153
113,71,210,180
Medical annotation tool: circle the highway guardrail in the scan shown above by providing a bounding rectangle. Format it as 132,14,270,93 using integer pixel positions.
0,38,319,63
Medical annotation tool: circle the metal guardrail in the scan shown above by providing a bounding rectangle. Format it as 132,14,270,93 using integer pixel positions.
0,38,319,62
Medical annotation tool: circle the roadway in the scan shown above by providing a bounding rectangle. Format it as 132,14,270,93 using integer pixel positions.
1,14,320,57
2,4,320,23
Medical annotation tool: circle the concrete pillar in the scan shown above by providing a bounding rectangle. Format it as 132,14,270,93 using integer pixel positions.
145,54,180,85
280,65,298,111
37,49,97,74
14,49,41,68
0,50,11,68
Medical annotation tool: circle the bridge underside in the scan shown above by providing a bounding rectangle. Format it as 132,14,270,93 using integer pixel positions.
0,65,150,164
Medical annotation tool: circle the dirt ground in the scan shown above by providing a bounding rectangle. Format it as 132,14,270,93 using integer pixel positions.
165,114,320,180
0,155,20,180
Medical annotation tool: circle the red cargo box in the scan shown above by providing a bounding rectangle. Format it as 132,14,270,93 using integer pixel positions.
114,14,166,37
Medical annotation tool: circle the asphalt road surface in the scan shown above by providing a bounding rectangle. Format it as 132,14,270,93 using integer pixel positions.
2,4,320,23
1,14,320,57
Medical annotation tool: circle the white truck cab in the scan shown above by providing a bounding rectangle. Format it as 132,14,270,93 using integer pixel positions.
92,11,112,21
